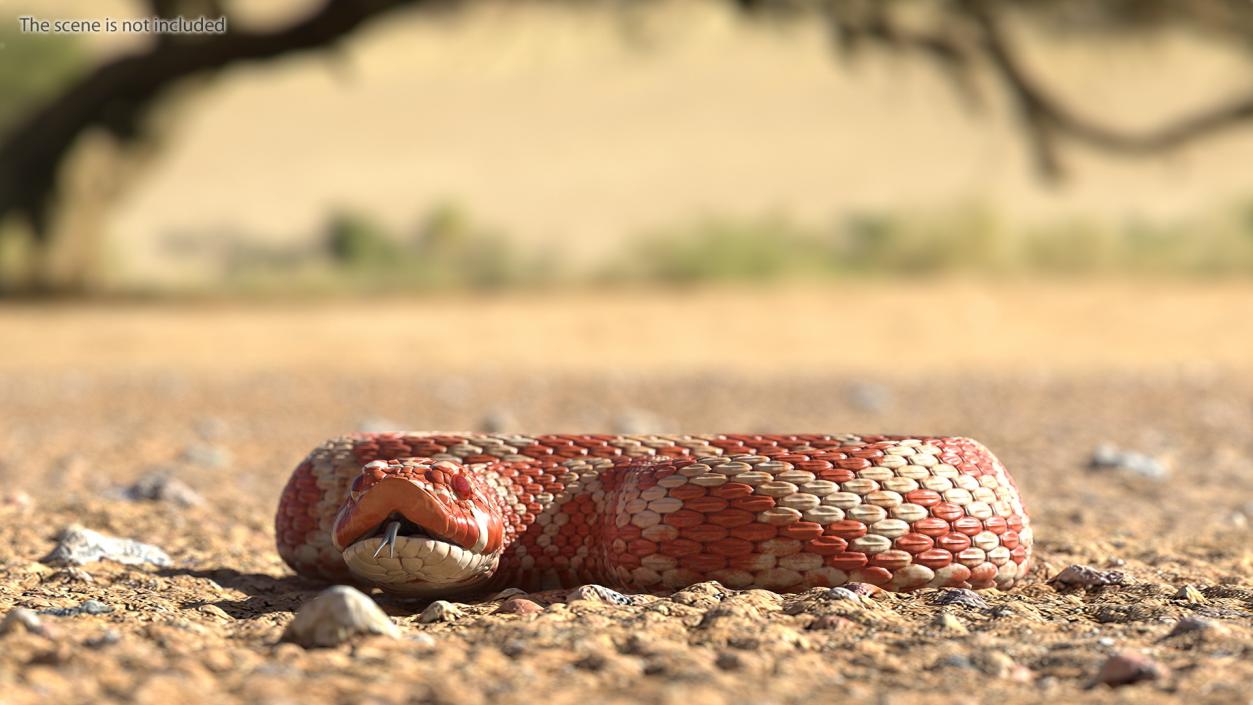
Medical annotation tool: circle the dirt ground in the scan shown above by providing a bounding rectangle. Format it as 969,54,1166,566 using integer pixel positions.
1,283,1251,705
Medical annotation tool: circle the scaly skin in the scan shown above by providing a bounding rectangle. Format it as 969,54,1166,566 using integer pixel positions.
276,433,1033,595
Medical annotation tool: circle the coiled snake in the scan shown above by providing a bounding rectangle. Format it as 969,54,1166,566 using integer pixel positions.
276,433,1032,596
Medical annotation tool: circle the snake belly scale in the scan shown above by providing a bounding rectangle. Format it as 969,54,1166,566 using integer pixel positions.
276,433,1033,596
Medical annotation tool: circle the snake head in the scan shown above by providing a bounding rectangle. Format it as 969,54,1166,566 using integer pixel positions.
332,458,505,596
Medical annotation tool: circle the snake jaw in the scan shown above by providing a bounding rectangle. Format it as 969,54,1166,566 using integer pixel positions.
332,463,506,596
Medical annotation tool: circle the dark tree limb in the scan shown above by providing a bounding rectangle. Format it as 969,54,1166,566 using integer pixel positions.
0,0,425,240
959,0,1253,177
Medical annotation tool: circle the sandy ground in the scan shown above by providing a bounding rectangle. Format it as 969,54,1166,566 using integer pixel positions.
0,284,1251,704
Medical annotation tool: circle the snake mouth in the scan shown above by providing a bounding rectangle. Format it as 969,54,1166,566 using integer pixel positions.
333,477,500,595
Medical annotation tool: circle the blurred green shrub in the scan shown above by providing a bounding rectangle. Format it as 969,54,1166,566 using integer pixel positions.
607,217,832,284
325,211,400,267
218,198,1253,298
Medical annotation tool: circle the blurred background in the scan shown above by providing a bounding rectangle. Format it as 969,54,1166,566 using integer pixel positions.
1,0,1251,553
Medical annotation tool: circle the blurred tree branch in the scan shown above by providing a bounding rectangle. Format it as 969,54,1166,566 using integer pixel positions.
6,0,1253,292
0,0,424,291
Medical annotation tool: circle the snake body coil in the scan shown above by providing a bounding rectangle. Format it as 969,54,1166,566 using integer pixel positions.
276,433,1032,596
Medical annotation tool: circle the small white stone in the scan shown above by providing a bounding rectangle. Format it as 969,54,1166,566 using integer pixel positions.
280,586,400,648
419,600,464,624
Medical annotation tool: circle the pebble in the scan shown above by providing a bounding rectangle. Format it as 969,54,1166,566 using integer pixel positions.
1165,616,1227,639
280,585,400,648
843,582,883,598
198,604,233,621
1092,651,1169,687
825,587,863,603
611,408,666,435
1088,443,1168,480
933,653,974,670
930,611,968,634
714,651,745,671
356,418,404,433
1,490,33,511
193,416,228,440
409,633,437,648
671,581,728,607
84,630,121,648
181,444,232,468
495,598,543,615
807,615,855,631
488,588,528,601
567,585,633,606
933,588,989,610
1173,584,1207,604
40,600,113,617
42,525,171,568
418,600,464,624
846,382,892,413
0,608,48,636
1050,564,1126,590
478,409,517,433
117,471,204,507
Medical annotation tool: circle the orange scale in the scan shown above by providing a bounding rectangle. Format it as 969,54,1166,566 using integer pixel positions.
708,538,755,557
628,539,659,557
999,530,1020,549
969,562,998,586
937,533,971,553
1011,545,1029,564
1006,515,1025,532
868,550,913,571
931,502,965,522
707,509,755,528
826,552,869,571
680,524,728,542
729,523,777,542
658,539,703,557
613,553,641,571
852,567,893,586
837,458,871,470
913,549,953,569
615,524,644,541
686,554,728,573
817,469,856,483
805,536,848,555
730,496,776,513
912,517,950,537
779,522,824,541
687,496,730,513
982,516,1009,535
663,510,706,529
670,485,708,501
710,483,755,500
894,533,934,554
952,516,984,536
904,489,942,507
795,460,834,473
824,520,868,540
